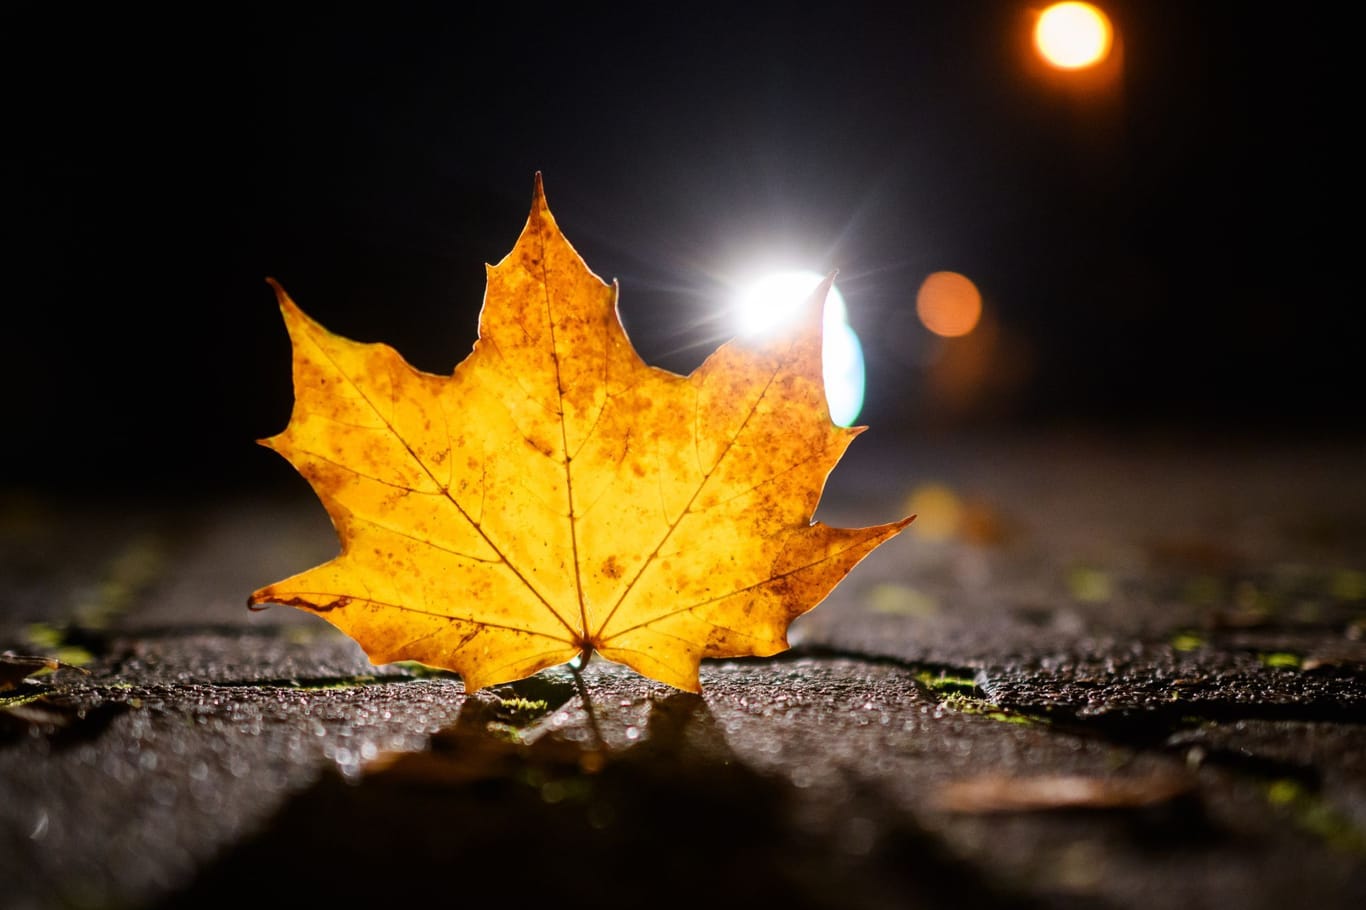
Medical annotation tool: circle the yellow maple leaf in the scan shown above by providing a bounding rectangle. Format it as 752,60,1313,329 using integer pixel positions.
249,175,910,692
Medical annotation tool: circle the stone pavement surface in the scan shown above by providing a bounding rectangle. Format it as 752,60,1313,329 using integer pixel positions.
3,434,1365,909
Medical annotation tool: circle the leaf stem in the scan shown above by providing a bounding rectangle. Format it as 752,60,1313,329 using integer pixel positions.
567,648,605,752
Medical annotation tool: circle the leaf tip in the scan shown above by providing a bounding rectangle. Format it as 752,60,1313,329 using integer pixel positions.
532,171,547,213
265,276,302,319
816,270,836,293
783,272,835,348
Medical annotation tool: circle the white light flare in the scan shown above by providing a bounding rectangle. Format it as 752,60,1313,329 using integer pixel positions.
1034,2,1113,71
733,270,866,427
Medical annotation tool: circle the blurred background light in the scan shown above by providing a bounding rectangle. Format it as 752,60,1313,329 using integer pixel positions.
916,271,983,338
734,270,865,427
823,321,866,430
1034,2,1113,70
904,483,963,541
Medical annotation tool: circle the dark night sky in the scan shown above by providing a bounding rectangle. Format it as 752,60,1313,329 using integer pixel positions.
2,1,1357,498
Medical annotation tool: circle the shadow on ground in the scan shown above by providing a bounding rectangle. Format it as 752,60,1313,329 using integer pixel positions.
160,688,1030,910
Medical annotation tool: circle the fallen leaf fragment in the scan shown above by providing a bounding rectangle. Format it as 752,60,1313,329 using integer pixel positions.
934,773,1195,814
250,175,909,693
0,652,89,691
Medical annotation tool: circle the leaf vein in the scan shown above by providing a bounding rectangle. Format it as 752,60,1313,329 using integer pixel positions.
278,591,578,644
599,533,870,641
593,351,789,640
295,324,579,638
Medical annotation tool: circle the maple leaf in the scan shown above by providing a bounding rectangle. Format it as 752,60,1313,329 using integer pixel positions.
249,175,910,693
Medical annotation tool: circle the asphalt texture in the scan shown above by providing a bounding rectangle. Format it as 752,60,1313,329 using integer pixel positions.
3,433,1365,909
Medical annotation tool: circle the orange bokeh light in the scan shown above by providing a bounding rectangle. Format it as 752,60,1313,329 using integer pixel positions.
1034,2,1113,71
916,271,982,338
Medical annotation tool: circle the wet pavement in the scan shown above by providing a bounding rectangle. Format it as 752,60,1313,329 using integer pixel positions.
3,433,1365,908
